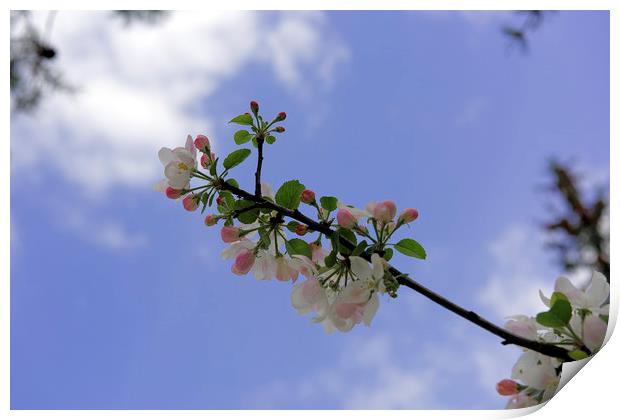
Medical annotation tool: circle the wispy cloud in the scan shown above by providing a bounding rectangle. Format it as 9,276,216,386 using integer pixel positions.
11,11,349,194
477,224,554,318
248,335,435,409
55,205,148,251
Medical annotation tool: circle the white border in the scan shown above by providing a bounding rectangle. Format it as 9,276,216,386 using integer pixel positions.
3,1,616,419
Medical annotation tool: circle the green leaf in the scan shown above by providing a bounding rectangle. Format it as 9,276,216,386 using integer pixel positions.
229,114,254,126
337,228,357,249
286,221,300,233
234,200,259,224
536,300,572,328
394,238,427,259
324,251,337,268
223,148,251,170
204,156,218,176
275,180,305,210
285,239,312,259
234,130,254,145
352,240,368,256
383,247,394,261
320,196,338,212
568,350,589,361
227,179,239,189
550,292,570,307
265,135,276,145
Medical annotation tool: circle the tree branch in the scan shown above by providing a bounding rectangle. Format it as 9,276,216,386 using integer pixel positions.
215,179,574,362
254,136,264,197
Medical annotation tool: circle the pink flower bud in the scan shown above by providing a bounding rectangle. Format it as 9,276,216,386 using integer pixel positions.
232,249,255,275
165,187,184,199
276,111,286,121
372,200,397,223
204,214,218,226
496,379,519,396
300,189,316,204
337,208,357,229
220,226,241,243
216,196,224,206
200,152,216,168
182,195,199,211
250,100,259,114
194,135,210,152
399,208,419,224
295,224,308,236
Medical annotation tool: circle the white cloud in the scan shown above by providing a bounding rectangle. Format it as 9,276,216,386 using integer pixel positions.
11,11,349,194
249,335,435,409
56,205,148,251
477,224,554,318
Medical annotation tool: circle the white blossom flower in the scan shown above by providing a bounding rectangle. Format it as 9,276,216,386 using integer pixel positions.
511,350,560,391
540,271,609,315
291,276,329,321
158,135,197,190
504,315,539,341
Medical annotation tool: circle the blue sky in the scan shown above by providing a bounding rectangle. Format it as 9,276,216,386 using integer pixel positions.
10,11,609,409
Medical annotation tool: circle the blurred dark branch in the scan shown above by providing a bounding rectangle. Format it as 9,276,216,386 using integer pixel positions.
543,161,610,282
502,10,552,54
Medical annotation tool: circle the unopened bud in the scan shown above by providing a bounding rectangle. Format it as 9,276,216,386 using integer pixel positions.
398,208,419,224
496,379,519,396
194,135,210,152
165,187,184,199
250,100,259,114
295,224,308,236
274,126,285,133
216,196,224,206
300,189,316,204
276,111,286,121
204,214,218,226
336,208,357,229
182,195,199,212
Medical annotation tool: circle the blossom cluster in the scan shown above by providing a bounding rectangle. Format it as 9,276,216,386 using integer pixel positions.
496,271,609,408
155,101,425,332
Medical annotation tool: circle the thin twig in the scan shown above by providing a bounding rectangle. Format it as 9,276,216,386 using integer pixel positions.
254,136,264,197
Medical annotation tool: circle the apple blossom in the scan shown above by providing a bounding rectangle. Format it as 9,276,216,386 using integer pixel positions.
182,195,199,211
399,208,419,224
232,249,256,275
336,208,357,229
204,214,218,226
504,315,539,341
165,186,184,199
200,152,216,168
310,243,326,265
291,277,329,319
366,200,397,223
496,379,519,396
159,135,197,190
221,226,242,243
540,271,609,315
300,189,316,204
194,134,210,152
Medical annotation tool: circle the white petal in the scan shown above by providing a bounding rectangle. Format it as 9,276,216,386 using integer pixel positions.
555,277,585,307
349,256,371,281
362,294,380,326
185,134,197,158
585,271,610,308
371,253,385,279
158,147,175,165
539,289,551,307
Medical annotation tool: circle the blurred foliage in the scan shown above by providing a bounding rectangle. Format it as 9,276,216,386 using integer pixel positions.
543,161,610,282
10,11,71,113
10,10,170,114
502,11,551,53
112,10,169,26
